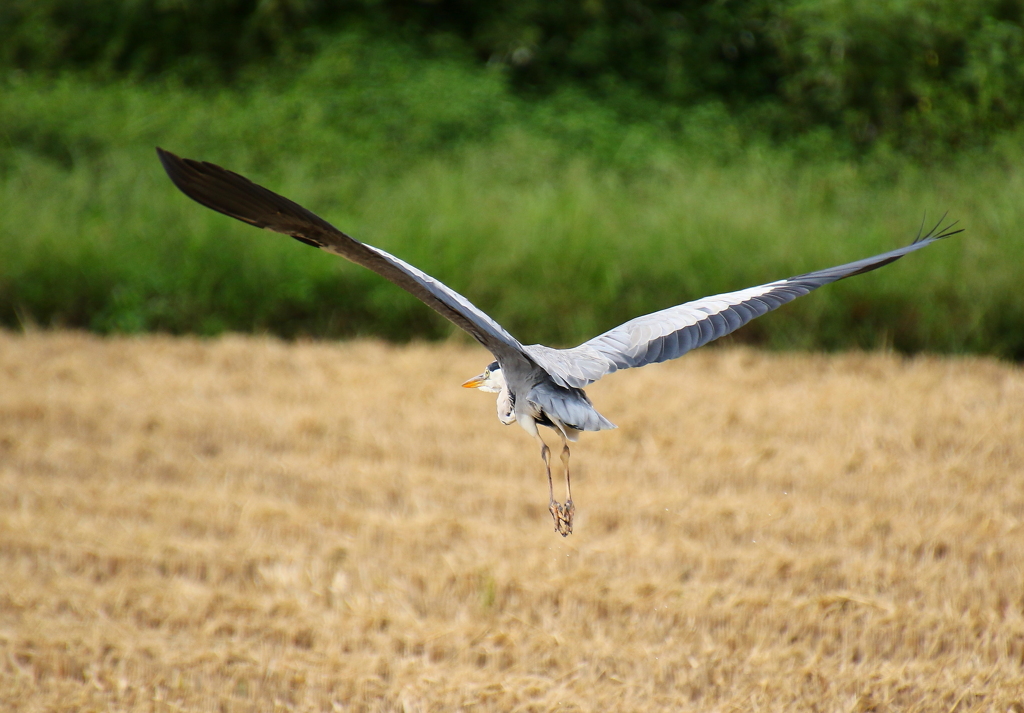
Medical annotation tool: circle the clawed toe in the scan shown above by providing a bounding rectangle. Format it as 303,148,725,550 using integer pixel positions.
549,500,560,528
549,500,575,537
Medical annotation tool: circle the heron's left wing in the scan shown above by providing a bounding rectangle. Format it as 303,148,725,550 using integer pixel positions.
157,148,531,367
527,221,961,389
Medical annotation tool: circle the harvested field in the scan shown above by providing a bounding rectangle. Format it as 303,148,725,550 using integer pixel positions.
1,331,1023,711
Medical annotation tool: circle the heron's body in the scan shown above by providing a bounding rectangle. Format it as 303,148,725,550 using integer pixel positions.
501,365,616,438
157,147,961,537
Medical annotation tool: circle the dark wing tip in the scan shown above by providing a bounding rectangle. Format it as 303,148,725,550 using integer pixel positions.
156,146,335,248
156,146,265,229
156,147,218,200
156,146,193,196
786,214,963,284
913,212,964,245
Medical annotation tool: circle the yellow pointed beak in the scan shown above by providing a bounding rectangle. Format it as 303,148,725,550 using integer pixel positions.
462,374,486,389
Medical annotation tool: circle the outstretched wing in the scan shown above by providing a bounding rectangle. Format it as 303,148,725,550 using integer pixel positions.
157,148,530,366
527,220,961,389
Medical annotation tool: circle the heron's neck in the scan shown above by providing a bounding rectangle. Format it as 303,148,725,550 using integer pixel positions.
496,384,516,425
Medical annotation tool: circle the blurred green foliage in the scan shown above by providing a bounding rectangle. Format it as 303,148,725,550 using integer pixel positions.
2,7,1022,356
1,45,1020,356
3,0,1023,151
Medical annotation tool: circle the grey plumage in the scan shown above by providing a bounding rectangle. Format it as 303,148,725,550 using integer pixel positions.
523,231,954,389
157,147,960,536
156,147,531,372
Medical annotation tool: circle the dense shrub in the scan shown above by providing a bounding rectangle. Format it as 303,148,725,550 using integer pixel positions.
3,6,1023,355
2,69,1021,356
3,1,1023,151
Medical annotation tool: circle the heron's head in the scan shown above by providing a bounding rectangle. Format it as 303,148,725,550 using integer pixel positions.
462,361,505,393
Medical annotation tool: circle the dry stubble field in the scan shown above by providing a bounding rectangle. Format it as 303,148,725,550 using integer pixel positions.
1,331,1023,712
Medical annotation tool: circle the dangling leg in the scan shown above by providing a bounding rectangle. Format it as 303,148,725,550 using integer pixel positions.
558,431,574,535
533,431,562,534
519,412,571,536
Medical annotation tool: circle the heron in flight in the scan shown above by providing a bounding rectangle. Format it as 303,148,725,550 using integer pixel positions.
157,148,960,537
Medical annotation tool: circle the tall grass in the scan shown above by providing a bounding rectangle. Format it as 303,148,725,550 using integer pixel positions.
1,42,1021,356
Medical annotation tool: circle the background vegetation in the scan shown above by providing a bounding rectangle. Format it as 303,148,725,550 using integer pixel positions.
1,1,1022,356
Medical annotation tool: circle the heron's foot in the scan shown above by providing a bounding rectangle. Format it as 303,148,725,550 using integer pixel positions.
561,499,575,536
548,499,575,537
548,500,561,532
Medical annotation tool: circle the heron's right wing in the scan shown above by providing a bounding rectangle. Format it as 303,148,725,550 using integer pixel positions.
157,148,529,364
528,220,961,389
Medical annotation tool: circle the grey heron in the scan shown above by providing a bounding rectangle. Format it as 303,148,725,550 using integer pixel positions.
157,148,960,537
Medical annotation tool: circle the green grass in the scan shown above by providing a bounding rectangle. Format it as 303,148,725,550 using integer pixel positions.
1,42,1022,357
